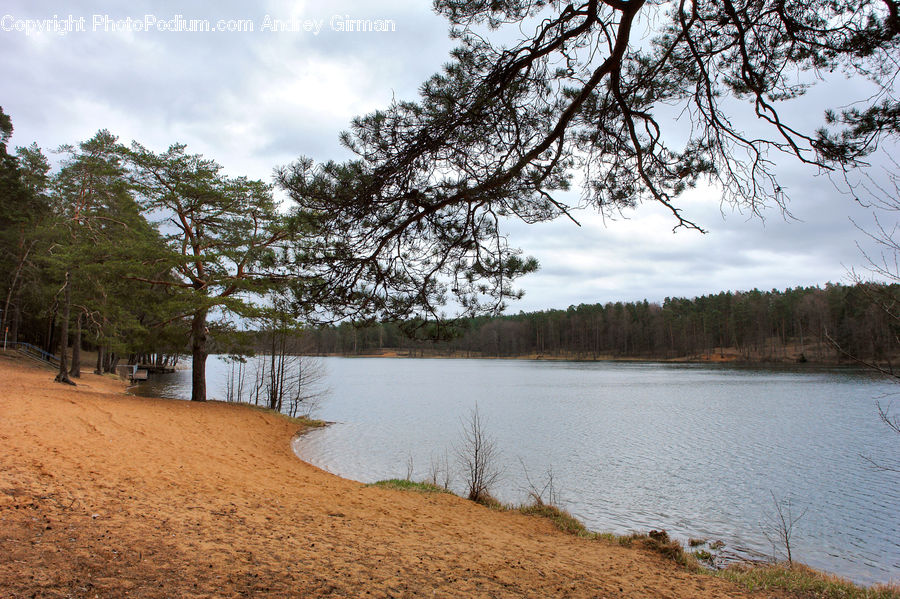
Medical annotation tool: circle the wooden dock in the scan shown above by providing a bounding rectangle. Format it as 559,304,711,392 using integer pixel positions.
116,365,149,383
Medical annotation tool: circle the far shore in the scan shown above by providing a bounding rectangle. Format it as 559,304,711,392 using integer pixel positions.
305,347,857,367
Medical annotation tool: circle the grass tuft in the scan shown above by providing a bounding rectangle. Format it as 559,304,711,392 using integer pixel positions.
367,479,453,494
473,491,507,510
595,532,626,545
518,501,592,537
718,563,900,599
609,530,700,571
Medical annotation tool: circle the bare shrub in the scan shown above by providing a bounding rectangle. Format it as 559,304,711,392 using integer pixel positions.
247,352,328,418
761,492,807,566
428,454,441,486
520,459,558,507
405,452,414,481
428,450,452,490
224,345,328,418
224,354,247,403
440,450,452,490
455,405,501,503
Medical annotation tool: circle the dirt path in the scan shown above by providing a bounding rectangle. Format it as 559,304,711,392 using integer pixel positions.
0,352,765,598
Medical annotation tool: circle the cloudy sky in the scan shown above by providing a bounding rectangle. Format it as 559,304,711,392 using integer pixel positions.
2,1,895,312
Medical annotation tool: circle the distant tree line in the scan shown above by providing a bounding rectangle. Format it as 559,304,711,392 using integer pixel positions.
307,284,900,364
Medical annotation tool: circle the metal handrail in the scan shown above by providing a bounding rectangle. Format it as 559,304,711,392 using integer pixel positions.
14,342,61,366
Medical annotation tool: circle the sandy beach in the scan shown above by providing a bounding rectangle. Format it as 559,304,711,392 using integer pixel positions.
0,351,770,598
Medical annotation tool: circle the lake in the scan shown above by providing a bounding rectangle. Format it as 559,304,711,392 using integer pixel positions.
135,356,900,586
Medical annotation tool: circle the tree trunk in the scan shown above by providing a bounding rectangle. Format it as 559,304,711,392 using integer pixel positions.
45,309,56,355
55,273,75,385
269,330,282,411
190,308,209,402
69,313,82,378
95,344,104,375
10,298,20,344
2,240,34,338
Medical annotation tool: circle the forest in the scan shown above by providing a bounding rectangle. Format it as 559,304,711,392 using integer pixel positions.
0,111,301,401
307,284,900,364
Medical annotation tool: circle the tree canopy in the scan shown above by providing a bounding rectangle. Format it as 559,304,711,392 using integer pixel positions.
279,0,899,323
0,107,50,346
128,143,299,401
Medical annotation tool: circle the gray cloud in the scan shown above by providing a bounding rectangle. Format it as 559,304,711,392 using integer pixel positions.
2,0,894,313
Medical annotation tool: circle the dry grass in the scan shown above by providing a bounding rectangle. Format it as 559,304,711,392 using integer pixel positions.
367,479,453,494
718,563,900,599
615,530,701,571
518,501,591,537
517,501,702,572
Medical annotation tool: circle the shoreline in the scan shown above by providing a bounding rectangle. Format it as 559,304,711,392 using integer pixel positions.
1,351,892,598
306,349,862,369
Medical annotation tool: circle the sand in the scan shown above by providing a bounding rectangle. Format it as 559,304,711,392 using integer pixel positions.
0,352,767,598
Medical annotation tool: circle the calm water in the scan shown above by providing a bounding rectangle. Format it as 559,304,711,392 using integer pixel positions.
136,356,899,585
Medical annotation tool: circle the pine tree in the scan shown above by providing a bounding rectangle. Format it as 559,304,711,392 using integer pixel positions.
128,143,299,401
278,0,899,322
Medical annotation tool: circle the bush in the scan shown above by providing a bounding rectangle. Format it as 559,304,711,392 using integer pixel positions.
455,406,502,503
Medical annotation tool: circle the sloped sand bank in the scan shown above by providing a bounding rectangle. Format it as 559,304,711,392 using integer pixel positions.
0,353,763,598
